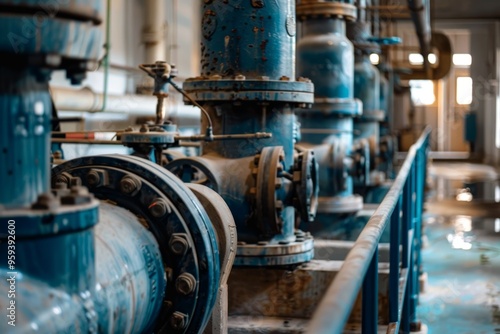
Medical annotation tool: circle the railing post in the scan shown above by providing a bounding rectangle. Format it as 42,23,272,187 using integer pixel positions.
389,195,401,324
362,248,379,334
401,162,413,333
409,152,419,328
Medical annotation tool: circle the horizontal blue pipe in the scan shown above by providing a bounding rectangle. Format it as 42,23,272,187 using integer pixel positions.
0,202,166,333
306,126,431,334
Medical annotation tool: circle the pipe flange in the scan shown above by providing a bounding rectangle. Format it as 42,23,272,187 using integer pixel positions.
297,1,357,21
304,97,363,117
182,79,314,105
316,194,364,214
351,139,370,187
355,109,385,122
234,237,314,266
292,149,319,224
253,146,287,236
0,195,98,238
52,155,220,334
165,157,220,191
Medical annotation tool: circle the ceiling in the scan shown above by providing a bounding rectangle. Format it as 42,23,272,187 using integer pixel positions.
432,0,500,20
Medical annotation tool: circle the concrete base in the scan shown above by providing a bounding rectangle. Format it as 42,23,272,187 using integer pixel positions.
227,316,406,334
227,260,391,332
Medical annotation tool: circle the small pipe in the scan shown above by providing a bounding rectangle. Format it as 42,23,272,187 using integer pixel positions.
50,86,202,123
143,0,166,63
99,0,111,112
51,139,122,145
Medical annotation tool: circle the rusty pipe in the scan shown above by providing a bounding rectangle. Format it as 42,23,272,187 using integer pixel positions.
408,0,431,71
399,31,452,80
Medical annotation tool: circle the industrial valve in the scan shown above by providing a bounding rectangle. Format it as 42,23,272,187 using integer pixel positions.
166,0,318,266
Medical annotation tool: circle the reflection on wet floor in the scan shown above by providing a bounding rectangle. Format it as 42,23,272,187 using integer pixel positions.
420,162,500,334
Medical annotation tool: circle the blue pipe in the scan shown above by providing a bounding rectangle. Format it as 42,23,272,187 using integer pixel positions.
174,0,316,265
0,202,166,333
0,2,166,333
93,202,166,333
0,68,52,208
353,53,383,172
295,3,364,234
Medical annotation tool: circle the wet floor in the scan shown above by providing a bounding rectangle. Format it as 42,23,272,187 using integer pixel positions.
419,162,500,334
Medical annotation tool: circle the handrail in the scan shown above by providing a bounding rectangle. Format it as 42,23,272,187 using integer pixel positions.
307,126,432,334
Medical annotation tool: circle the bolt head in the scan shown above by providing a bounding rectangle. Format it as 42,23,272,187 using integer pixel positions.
169,234,189,255
149,199,170,217
31,192,60,210
170,312,188,330
86,171,100,186
120,175,141,195
175,273,197,295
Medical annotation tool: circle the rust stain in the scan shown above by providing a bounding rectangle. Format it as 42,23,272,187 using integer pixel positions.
259,39,268,51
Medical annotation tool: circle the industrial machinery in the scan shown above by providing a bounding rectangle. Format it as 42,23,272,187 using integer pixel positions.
295,0,368,237
165,0,319,266
0,1,235,333
348,21,386,191
0,0,433,333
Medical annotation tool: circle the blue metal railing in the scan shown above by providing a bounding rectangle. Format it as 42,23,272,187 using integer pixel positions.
307,127,431,334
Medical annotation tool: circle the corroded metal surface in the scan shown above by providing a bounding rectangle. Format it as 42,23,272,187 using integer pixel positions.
227,260,390,323
52,155,221,333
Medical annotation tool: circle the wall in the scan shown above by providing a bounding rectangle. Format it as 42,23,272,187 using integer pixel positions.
49,0,202,159
390,20,500,164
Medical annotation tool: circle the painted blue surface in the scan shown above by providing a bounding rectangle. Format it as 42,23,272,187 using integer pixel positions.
295,14,363,230
0,16,102,59
177,0,316,265
354,54,381,118
0,2,173,333
53,154,221,332
0,201,167,333
0,68,52,208
0,269,90,334
94,202,166,334
297,19,353,102
200,0,296,79
464,112,477,143
379,74,389,124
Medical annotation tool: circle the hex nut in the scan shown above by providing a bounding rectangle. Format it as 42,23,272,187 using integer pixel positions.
170,312,188,330
149,198,170,218
119,175,142,195
31,192,60,211
86,169,108,187
169,234,190,256
54,172,72,186
175,273,197,295
61,186,93,205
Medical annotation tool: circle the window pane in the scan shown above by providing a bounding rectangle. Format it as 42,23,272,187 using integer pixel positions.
456,77,473,105
410,80,435,106
409,53,423,65
409,53,436,65
453,54,472,66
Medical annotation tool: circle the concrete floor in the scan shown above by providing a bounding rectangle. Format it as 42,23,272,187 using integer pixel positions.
419,162,500,334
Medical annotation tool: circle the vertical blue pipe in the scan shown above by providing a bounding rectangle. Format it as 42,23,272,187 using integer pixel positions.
362,247,378,334
0,68,52,208
389,196,401,323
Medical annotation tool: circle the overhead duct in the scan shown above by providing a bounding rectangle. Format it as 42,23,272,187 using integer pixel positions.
399,31,452,80
408,0,432,67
